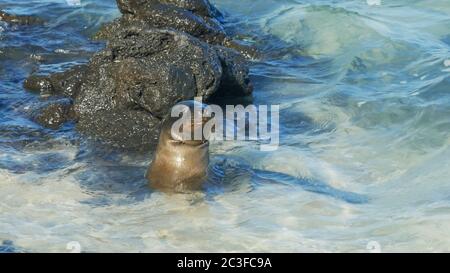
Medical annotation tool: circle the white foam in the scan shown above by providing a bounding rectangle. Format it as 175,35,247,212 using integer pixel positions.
357,101,367,107
54,49,70,54
66,0,81,6
367,0,381,6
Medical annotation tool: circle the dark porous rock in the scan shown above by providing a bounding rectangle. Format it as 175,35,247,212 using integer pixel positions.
0,9,44,25
76,109,162,149
72,28,227,148
104,27,223,102
117,0,222,18
97,0,260,58
23,0,254,150
23,75,54,95
23,65,86,98
76,27,224,116
33,100,75,130
96,4,226,46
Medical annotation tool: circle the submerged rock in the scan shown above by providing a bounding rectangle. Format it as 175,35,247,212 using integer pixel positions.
0,10,44,25
23,0,254,149
33,100,75,130
0,240,26,253
24,65,86,98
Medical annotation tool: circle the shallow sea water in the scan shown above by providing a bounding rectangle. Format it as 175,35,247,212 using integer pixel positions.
0,0,449,252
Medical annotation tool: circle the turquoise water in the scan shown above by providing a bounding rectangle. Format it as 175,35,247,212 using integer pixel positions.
0,0,449,252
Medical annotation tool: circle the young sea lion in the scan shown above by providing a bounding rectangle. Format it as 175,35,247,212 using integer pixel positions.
147,100,212,192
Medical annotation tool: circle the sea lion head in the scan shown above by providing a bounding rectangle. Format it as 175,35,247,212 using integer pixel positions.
147,100,213,192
